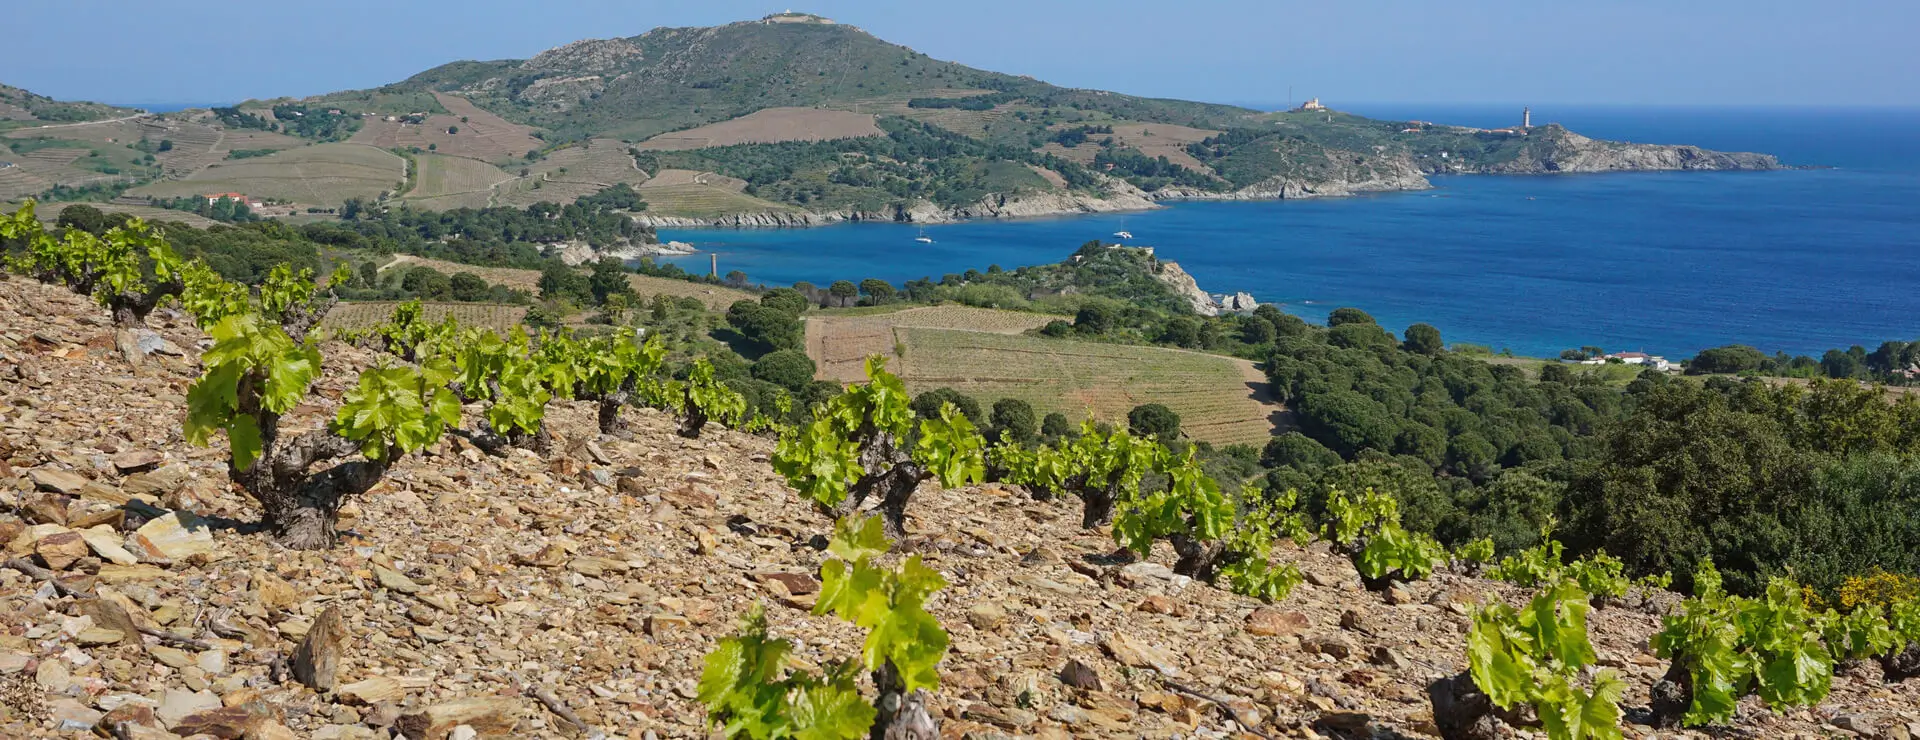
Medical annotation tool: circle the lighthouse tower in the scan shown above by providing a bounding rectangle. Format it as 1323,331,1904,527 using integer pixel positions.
1523,107,1532,129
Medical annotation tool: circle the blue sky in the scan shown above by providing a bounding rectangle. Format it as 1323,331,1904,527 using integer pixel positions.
6,0,1915,107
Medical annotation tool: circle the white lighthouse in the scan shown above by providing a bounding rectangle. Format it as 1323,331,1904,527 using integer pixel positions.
1523,107,1532,129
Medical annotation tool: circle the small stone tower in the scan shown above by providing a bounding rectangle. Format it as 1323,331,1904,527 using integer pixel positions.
1523,107,1532,129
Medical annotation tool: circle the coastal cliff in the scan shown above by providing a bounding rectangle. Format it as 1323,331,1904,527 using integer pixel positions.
1447,124,1780,175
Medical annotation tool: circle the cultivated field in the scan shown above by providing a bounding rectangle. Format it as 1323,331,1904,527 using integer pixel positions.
827,326,1282,446
1038,122,1220,173
0,165,50,201
404,153,510,207
806,306,1058,380
347,93,542,164
320,301,527,334
129,143,404,207
380,255,756,311
637,108,883,151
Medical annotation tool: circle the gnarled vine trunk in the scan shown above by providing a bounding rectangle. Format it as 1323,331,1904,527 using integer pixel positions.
1168,533,1236,582
871,661,939,740
465,417,551,457
1648,661,1692,728
678,396,709,439
1078,472,1126,529
1882,643,1920,682
825,430,929,540
229,376,386,550
1426,672,1499,740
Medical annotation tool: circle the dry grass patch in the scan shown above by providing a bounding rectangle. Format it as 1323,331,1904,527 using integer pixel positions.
860,327,1280,446
637,108,882,151
1039,122,1219,174
129,143,404,207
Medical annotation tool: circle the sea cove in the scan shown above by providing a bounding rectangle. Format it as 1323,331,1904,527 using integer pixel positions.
660,105,1920,359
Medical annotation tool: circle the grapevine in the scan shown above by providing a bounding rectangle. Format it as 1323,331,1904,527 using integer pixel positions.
701,515,948,738
1432,580,1625,740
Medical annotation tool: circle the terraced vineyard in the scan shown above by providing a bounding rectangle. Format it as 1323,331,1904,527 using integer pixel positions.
130,143,405,208
806,306,1058,381
402,153,509,210
320,301,527,333
884,327,1282,446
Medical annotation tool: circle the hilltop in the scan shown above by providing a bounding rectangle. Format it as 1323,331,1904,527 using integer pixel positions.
4,265,1917,739
2,13,1777,222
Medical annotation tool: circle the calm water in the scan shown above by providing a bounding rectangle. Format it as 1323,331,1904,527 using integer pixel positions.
658,106,1920,358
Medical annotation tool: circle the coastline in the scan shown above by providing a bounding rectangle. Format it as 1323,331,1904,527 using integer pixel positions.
632,141,1782,231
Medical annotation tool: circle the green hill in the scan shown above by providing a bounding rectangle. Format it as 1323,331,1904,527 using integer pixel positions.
3,13,1780,218
0,84,141,130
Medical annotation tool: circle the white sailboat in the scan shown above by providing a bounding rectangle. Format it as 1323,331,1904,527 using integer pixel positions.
914,227,933,244
1112,217,1133,241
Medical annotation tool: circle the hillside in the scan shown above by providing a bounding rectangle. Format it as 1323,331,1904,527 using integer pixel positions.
6,272,1918,739
2,13,1779,222
0,85,139,129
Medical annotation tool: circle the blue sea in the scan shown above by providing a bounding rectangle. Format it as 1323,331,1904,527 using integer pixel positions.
657,105,1920,359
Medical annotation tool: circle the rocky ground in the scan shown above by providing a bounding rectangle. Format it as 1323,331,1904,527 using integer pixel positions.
3,274,1920,739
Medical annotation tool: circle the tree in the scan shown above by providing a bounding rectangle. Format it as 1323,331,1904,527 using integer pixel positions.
988,398,1038,444
752,349,817,391
1128,403,1182,440
1158,317,1200,347
1328,307,1375,327
538,263,593,305
588,257,633,305
447,125,459,135
341,198,366,220
56,204,107,234
449,272,490,302
1261,432,1341,469
1041,412,1073,439
1074,303,1117,334
829,280,859,308
760,287,810,317
358,261,379,288
1240,317,1277,345
724,270,749,287
728,300,804,353
912,388,981,424
1689,345,1766,375
1823,349,1864,379
859,278,896,305
402,266,452,300
1403,323,1444,355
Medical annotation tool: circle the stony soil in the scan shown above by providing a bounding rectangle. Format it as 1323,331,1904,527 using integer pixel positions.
4,275,1920,739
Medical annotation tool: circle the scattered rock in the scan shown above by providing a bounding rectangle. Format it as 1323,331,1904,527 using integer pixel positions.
127,511,217,563
337,676,406,705
373,565,423,594
1304,634,1357,659
111,450,164,473
294,606,346,691
395,697,520,740
34,529,89,570
967,602,1008,631
1059,658,1104,691
1245,608,1310,637
78,524,141,565
28,467,91,494
1100,631,1182,677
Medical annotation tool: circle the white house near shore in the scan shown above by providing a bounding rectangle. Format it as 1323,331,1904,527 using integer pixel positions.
1575,351,1678,372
